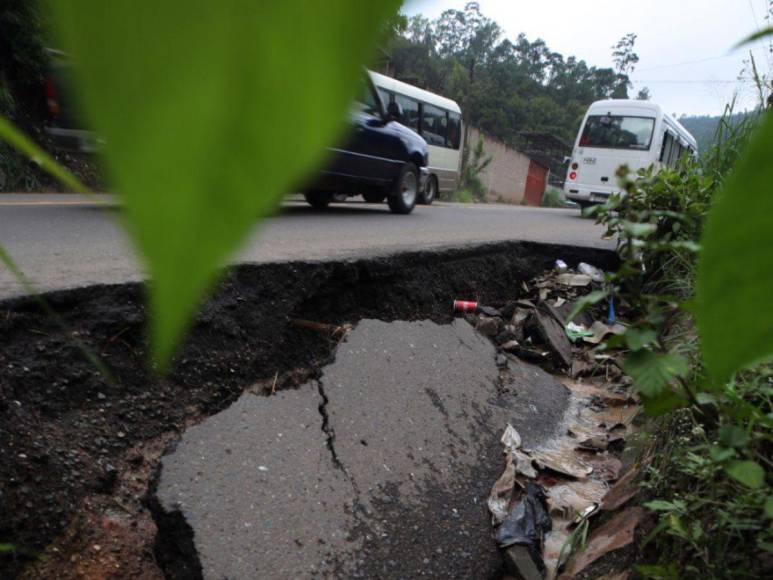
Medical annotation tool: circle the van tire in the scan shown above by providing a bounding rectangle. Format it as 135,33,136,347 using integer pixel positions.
387,163,419,215
419,175,438,205
304,192,332,209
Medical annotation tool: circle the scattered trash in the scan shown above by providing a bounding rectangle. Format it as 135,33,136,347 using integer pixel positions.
453,299,479,313
530,310,573,368
554,259,568,272
496,482,553,580
501,340,520,353
553,297,566,308
607,295,617,324
531,447,593,480
453,300,501,317
558,507,644,579
577,262,605,283
583,321,627,345
476,315,502,337
565,322,594,342
600,468,641,512
556,273,592,287
501,424,522,452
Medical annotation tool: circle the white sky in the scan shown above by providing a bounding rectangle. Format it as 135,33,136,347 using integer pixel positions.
404,0,773,116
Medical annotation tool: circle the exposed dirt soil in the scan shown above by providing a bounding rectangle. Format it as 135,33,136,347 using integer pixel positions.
0,240,616,578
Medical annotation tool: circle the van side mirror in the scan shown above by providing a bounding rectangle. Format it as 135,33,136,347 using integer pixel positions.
386,101,403,121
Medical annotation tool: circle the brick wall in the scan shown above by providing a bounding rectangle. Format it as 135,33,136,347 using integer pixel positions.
467,127,533,204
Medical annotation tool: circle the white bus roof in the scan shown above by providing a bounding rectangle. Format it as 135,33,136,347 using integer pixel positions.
586,99,697,149
369,70,462,115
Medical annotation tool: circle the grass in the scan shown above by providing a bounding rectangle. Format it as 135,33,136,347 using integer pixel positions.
448,189,475,203
541,186,567,208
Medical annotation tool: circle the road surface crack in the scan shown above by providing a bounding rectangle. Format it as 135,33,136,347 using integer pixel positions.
316,379,347,475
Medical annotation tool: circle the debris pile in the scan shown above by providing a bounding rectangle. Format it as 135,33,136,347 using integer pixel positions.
455,260,645,579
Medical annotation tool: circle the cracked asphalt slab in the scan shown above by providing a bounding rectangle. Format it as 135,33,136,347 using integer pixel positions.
156,319,571,578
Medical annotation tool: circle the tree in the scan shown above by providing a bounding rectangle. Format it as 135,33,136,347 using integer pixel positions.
611,33,639,98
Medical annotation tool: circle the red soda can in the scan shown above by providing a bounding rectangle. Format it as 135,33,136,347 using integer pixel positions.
453,300,478,313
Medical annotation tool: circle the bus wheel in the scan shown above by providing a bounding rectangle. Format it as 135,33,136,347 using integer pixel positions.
362,191,386,203
304,192,333,209
419,175,438,205
387,163,418,215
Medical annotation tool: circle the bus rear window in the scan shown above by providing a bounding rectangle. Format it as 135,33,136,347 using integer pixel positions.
579,115,655,150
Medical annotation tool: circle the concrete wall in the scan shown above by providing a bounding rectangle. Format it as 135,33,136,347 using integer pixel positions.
467,127,532,204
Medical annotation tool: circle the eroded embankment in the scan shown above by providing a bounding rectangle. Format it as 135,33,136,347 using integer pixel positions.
0,240,616,578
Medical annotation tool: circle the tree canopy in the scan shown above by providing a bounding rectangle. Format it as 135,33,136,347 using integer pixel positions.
384,2,636,147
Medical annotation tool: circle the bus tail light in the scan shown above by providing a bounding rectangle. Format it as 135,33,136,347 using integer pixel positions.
571,162,579,170
569,171,577,180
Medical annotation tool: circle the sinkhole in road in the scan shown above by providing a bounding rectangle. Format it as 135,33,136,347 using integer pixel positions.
0,240,618,579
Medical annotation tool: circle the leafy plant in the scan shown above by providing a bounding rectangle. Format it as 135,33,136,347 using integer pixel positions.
5,0,401,368
457,134,491,201
696,112,773,382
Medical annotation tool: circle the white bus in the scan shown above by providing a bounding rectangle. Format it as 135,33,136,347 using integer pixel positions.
564,99,697,208
369,70,462,204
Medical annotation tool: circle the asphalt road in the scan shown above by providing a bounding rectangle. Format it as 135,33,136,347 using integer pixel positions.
0,194,613,299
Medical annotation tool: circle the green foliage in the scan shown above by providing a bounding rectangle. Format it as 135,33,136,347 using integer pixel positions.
696,112,773,382
448,189,475,203
457,135,491,201
44,0,400,367
623,350,689,398
540,186,566,208
385,3,631,145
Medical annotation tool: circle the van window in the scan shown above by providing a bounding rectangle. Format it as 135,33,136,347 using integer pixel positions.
421,104,447,146
660,132,674,164
356,82,382,117
580,115,656,150
377,88,392,107
448,112,462,149
395,93,420,132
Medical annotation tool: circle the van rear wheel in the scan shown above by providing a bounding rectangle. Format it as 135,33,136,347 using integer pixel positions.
387,163,419,215
418,175,437,205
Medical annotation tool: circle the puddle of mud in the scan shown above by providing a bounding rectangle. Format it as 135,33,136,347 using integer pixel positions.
0,241,616,578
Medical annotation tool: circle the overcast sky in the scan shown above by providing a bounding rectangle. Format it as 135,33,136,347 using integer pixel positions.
404,0,772,117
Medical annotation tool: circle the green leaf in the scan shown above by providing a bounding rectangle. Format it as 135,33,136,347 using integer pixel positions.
725,460,765,489
625,327,658,350
622,221,657,238
565,290,608,323
0,543,15,553
695,392,717,406
47,0,401,367
736,26,773,47
623,349,689,398
718,425,749,448
644,500,679,512
696,113,773,382
0,117,88,193
764,496,773,519
642,389,687,416
708,445,736,463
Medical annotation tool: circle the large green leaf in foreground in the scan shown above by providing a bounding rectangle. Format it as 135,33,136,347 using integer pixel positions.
696,113,773,382
48,1,400,367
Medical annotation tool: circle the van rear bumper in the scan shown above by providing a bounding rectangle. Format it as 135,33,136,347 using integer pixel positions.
563,183,620,204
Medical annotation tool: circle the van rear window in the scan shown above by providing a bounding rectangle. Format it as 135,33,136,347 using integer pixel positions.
579,115,655,150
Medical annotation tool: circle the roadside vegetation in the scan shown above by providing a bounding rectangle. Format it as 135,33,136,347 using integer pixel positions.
579,98,772,576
